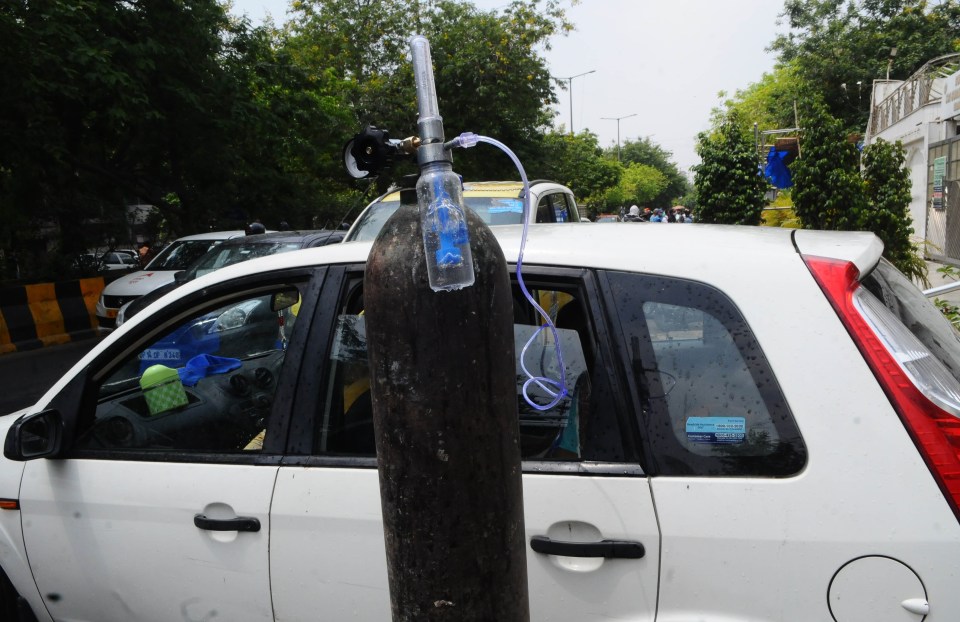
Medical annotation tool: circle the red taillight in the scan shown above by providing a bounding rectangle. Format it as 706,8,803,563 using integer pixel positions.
804,255,960,522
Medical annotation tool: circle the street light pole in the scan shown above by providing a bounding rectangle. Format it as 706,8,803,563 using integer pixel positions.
552,70,596,134
601,113,637,161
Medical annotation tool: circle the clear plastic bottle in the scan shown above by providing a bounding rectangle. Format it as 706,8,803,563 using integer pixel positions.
417,161,475,291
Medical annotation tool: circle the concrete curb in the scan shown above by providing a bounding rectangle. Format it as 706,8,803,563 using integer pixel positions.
0,277,104,355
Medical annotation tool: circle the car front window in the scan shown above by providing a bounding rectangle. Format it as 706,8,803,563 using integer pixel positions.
83,285,304,454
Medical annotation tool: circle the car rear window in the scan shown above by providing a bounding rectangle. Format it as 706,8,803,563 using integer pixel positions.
860,258,960,378
147,239,225,271
603,271,806,477
191,242,303,278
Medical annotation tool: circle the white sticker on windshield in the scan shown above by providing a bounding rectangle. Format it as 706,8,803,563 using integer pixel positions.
686,416,746,444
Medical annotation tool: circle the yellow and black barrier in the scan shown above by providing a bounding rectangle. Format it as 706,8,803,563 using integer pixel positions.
0,277,104,355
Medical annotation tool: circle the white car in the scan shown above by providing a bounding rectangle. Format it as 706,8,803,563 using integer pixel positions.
94,230,246,330
343,180,582,242
2,224,959,621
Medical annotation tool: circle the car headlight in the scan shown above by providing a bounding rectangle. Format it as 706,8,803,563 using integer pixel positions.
209,300,261,333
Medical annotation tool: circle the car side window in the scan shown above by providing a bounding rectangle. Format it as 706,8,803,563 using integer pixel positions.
314,278,633,464
604,271,806,477
551,193,572,222
74,285,304,454
535,194,556,223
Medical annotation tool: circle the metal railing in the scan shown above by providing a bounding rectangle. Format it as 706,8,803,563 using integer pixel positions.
868,54,960,138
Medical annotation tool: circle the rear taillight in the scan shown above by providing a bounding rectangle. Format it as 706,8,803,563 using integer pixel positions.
804,255,960,522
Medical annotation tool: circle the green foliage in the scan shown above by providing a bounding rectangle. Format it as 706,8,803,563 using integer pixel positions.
792,97,866,231
285,0,569,181
532,131,621,214
598,163,668,212
793,102,927,283
772,0,960,132
0,0,574,280
693,113,767,225
861,139,923,281
613,138,690,209
934,265,960,331
713,63,804,136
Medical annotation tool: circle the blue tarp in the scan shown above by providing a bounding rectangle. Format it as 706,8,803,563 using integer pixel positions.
764,146,793,189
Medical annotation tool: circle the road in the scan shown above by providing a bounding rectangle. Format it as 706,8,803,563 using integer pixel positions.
0,338,102,415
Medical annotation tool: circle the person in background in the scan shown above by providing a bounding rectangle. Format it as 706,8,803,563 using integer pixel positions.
138,240,154,268
623,205,642,222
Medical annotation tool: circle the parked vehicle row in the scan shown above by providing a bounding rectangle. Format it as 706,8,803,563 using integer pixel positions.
2,222,958,621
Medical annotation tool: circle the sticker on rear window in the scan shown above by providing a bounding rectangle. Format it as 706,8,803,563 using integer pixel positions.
488,199,523,214
686,416,746,444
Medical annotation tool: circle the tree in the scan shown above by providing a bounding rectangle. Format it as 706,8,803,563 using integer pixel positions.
772,0,960,131
596,163,668,212
693,113,767,225
531,131,621,214
791,98,866,231
861,138,925,282
284,0,571,181
615,137,690,209
713,63,804,139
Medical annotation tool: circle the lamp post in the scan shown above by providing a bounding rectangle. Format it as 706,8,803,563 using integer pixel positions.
552,70,596,134
887,47,898,81
601,113,637,161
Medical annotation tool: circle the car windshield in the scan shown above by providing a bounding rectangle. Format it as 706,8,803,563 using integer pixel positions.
187,241,303,280
146,239,225,271
348,196,525,242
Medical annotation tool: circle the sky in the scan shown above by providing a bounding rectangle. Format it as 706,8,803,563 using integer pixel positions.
229,0,788,175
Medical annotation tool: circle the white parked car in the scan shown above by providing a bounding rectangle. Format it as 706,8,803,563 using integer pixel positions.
2,223,959,621
94,230,246,330
343,180,582,242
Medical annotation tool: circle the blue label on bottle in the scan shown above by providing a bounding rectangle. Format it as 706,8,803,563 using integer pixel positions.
686,416,746,444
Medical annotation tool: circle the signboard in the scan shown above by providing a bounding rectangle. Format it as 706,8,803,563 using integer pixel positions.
934,156,946,210
942,68,960,120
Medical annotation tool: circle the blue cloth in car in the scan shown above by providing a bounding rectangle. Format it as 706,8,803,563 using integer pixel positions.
178,354,242,387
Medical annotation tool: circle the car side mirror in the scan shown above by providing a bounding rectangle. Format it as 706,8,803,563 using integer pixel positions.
4,409,63,461
173,271,187,285
271,288,300,312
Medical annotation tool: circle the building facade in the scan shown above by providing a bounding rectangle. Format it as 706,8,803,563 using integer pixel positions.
866,53,960,264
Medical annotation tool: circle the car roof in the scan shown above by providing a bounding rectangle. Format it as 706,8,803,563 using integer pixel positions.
215,230,345,248
173,224,882,293
171,230,248,242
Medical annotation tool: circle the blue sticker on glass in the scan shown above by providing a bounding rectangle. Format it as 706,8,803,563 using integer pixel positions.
488,199,523,214
686,416,746,444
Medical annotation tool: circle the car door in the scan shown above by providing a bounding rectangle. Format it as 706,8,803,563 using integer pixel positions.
17,270,318,622
269,267,660,621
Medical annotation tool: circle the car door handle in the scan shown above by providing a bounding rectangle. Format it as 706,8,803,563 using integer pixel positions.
193,513,261,532
530,535,645,559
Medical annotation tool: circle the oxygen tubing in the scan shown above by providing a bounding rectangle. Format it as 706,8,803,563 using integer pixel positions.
445,132,569,411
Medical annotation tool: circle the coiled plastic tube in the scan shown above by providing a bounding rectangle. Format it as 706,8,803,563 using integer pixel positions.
446,132,568,411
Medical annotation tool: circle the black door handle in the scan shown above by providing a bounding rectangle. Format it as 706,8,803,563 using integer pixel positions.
530,535,644,559
194,513,261,532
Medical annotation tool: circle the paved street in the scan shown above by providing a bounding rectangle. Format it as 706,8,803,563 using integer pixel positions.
0,337,101,415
